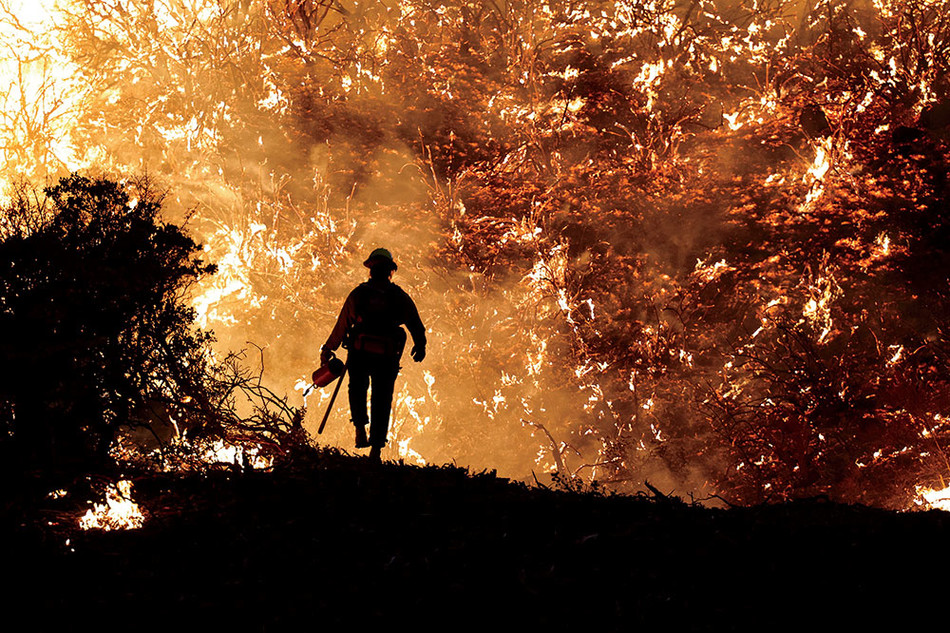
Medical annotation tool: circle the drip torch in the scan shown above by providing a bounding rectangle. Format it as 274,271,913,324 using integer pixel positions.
309,354,347,434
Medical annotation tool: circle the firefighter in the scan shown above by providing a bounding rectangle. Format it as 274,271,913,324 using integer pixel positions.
320,248,426,462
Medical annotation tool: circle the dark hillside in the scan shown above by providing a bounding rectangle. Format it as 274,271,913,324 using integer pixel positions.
5,449,947,631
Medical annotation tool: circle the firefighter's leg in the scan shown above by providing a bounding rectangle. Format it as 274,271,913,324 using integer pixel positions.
368,360,400,452
347,354,371,448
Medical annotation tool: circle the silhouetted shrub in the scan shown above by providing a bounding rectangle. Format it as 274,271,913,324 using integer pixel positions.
0,174,219,473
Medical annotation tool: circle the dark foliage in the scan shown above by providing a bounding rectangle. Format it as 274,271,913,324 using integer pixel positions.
5,449,946,631
0,174,218,475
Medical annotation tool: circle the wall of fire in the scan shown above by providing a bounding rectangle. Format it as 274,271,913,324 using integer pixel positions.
2,0,949,508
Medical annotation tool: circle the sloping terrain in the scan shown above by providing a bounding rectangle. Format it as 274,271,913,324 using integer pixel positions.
5,448,948,631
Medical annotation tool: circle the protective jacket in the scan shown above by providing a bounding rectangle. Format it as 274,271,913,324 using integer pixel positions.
323,279,426,358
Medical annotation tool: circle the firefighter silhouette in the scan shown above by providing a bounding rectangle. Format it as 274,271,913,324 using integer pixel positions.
321,248,426,461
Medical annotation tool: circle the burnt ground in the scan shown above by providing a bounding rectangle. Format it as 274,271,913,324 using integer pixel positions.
4,447,948,632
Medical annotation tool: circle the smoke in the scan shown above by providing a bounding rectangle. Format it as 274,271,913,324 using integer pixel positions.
3,0,950,507
0,0,822,493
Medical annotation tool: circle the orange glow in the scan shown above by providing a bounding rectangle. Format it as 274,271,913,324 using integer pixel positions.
1,0,948,509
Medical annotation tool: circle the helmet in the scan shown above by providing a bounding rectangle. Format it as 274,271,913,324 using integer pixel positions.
363,247,398,271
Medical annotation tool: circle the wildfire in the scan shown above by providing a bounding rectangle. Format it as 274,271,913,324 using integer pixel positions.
79,480,146,531
1,0,949,509
200,438,274,470
801,137,834,210
110,431,274,472
872,233,891,259
0,0,89,187
801,257,842,344
915,485,950,512
693,258,732,283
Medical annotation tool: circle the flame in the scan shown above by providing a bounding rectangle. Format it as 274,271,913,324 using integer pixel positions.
915,485,950,512
886,345,903,366
801,137,834,210
873,233,891,258
200,438,273,470
79,480,145,531
693,258,732,283
0,0,948,508
801,257,841,344
806,138,833,182
0,0,86,185
110,430,274,472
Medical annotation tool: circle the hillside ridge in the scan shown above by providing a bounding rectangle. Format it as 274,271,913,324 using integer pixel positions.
6,447,948,631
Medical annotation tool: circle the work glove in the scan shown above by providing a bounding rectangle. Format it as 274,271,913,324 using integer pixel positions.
320,347,333,366
410,344,426,362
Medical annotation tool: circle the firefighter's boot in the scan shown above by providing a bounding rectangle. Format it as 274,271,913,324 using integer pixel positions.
354,424,370,448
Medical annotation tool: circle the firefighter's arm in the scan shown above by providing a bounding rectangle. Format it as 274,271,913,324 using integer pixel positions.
404,294,427,362
321,293,357,363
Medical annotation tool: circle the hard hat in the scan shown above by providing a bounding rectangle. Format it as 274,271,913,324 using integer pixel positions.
363,247,398,270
